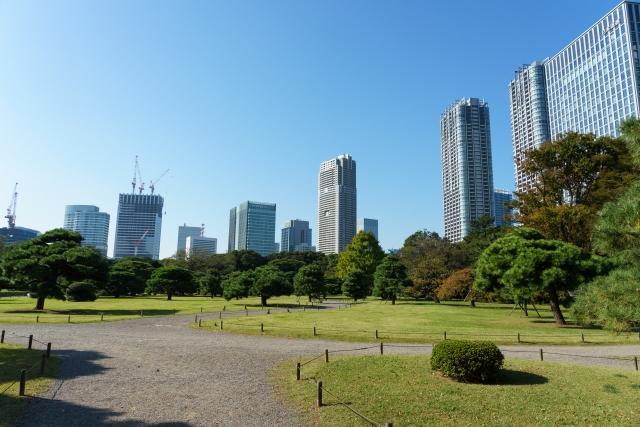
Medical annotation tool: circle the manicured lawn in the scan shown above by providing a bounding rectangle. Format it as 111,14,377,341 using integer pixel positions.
0,343,59,426
0,295,308,324
202,300,638,344
275,355,640,426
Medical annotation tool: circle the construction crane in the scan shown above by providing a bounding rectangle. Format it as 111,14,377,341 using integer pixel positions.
131,155,145,194
149,169,170,195
131,229,151,257
5,183,17,229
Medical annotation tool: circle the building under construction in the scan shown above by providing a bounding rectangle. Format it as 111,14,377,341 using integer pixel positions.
1,183,40,245
113,193,164,260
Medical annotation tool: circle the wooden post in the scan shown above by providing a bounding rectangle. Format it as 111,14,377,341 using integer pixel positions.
385,422,394,427
28,335,33,350
261,323,264,333
296,362,301,380
36,315,39,323
223,305,226,311
40,353,46,375
581,333,585,343
245,310,248,316
313,326,316,336
194,315,198,323
517,332,520,343
287,308,290,313
0,329,4,343
634,356,638,371
220,320,223,330
303,307,306,312
140,310,143,317
325,349,329,363
101,313,104,321
46,343,51,358
200,307,203,313
67,314,71,323
267,309,270,315
539,348,544,361
219,311,222,319
244,304,247,310
443,331,447,340
375,329,378,339
380,342,384,355
317,381,323,407
19,369,26,396
198,319,202,327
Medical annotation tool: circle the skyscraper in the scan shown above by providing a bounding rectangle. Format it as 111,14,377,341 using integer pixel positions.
493,189,514,227
317,154,357,254
281,219,314,252
357,218,379,241
510,1,640,191
177,224,202,255
509,61,551,192
441,98,495,242
63,205,110,256
185,236,217,257
228,201,276,256
113,194,163,259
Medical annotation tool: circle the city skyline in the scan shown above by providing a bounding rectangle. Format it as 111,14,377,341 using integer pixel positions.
0,1,626,258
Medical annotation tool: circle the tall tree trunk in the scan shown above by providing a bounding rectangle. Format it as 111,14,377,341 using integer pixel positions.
35,294,45,310
391,294,396,305
167,292,172,301
523,301,529,317
261,295,267,306
548,287,566,326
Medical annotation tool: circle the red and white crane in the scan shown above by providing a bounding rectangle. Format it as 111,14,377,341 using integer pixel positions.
5,183,17,229
132,229,151,257
149,169,170,195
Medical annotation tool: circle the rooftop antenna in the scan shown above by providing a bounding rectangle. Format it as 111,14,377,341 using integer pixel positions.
200,223,205,237
5,182,17,229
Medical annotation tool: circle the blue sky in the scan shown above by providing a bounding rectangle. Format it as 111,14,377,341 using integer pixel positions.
0,0,622,257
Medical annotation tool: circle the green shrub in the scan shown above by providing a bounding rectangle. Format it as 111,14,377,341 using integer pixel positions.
66,281,97,302
431,340,504,382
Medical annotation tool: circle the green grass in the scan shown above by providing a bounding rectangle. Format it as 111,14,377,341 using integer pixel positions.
0,295,308,324
275,355,640,426
0,344,59,426
201,300,639,345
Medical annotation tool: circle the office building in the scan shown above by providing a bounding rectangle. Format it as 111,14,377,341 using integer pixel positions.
0,226,40,245
357,218,378,241
281,219,314,252
441,98,495,242
317,154,357,254
63,205,110,256
493,189,514,227
228,201,276,256
185,236,217,257
177,224,202,255
113,193,163,259
509,61,551,192
510,1,640,191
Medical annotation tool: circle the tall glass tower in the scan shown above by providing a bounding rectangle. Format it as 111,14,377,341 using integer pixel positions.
441,98,495,242
281,219,313,252
510,1,640,191
317,154,357,254
228,201,276,256
114,194,163,259
63,205,110,256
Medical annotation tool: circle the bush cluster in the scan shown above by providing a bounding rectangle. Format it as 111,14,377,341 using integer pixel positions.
431,340,503,382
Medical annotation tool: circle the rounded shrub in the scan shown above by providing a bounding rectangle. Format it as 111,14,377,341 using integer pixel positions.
431,340,504,382
66,281,98,302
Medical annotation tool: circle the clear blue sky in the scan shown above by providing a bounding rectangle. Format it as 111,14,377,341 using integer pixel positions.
0,0,622,257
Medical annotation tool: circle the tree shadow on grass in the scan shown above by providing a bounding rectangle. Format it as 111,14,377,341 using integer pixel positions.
5,309,179,317
491,369,548,385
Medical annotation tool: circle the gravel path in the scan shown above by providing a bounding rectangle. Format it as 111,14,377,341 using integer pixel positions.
2,306,639,426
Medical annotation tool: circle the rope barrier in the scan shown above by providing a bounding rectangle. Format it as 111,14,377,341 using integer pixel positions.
319,382,381,426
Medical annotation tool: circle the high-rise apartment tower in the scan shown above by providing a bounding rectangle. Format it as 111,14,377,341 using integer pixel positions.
63,205,110,256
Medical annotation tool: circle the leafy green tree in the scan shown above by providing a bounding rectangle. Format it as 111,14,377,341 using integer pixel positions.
251,265,293,306
372,256,410,304
322,253,342,295
515,132,637,250
336,231,385,284
474,228,603,325
460,216,510,264
294,263,325,301
145,265,194,300
106,258,154,297
222,270,254,300
571,118,640,331
66,281,98,302
341,269,370,301
0,229,106,309
267,258,305,286
229,250,265,271
197,269,222,297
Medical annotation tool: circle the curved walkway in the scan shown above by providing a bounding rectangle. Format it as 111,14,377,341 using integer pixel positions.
2,308,639,426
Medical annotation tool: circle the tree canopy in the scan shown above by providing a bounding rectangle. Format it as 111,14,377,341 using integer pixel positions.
145,265,195,300
293,263,325,301
372,255,410,304
336,231,385,281
250,265,293,306
474,228,603,325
